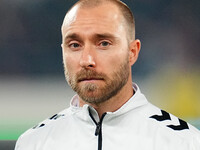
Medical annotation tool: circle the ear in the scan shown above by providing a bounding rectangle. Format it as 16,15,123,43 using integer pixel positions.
129,39,141,66
61,43,64,56
61,43,66,61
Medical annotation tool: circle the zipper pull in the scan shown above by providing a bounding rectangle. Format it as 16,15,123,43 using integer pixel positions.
95,122,101,136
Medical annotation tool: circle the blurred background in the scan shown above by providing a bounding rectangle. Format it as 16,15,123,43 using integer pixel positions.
0,0,199,140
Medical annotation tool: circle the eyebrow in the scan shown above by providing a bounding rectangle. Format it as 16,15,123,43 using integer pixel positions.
64,33,119,42
95,33,118,40
64,33,82,42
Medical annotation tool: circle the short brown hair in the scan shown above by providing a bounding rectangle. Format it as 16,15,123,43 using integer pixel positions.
66,0,135,40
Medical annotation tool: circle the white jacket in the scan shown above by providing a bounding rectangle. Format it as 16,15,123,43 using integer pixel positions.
15,83,200,150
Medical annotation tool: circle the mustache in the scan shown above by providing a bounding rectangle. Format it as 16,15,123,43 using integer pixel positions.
76,69,107,82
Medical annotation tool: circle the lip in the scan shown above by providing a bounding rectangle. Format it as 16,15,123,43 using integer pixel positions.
78,78,104,82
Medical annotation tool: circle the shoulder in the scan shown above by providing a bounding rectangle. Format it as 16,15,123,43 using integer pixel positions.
31,107,72,130
139,102,200,147
15,107,72,149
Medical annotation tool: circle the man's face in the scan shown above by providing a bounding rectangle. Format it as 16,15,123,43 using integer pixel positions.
62,3,133,104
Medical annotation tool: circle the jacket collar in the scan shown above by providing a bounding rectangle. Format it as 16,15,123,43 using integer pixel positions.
69,83,148,121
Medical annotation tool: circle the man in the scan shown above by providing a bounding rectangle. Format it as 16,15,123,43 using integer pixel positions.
15,0,200,150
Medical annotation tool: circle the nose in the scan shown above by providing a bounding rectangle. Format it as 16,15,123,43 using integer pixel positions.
79,45,96,68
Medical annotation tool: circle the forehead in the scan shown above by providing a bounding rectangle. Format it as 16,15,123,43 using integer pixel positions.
62,3,126,37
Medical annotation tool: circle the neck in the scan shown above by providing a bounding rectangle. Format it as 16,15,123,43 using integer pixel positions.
79,81,134,118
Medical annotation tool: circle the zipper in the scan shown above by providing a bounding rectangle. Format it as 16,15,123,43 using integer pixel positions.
89,109,107,150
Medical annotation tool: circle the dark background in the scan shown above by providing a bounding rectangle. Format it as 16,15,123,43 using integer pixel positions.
0,0,199,141
1,0,199,76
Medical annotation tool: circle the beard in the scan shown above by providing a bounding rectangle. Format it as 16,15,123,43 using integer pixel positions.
64,57,130,105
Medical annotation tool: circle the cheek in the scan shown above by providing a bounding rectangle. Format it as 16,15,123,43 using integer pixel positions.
108,50,128,64
99,53,126,73
63,54,77,73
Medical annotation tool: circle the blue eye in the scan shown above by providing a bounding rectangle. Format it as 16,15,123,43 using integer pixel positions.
68,42,82,51
70,43,80,48
100,41,110,47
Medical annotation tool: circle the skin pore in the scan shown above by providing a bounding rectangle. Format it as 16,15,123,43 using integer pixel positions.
61,1,141,117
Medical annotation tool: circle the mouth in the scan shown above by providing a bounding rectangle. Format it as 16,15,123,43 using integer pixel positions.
78,77,104,82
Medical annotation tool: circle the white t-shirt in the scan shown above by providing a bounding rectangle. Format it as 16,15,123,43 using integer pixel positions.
15,83,200,150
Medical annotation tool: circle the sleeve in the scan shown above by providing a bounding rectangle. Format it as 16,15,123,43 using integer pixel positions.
192,133,200,150
14,136,23,150
14,132,33,150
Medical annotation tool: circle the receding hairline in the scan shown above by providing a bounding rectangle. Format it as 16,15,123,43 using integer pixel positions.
63,0,135,40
